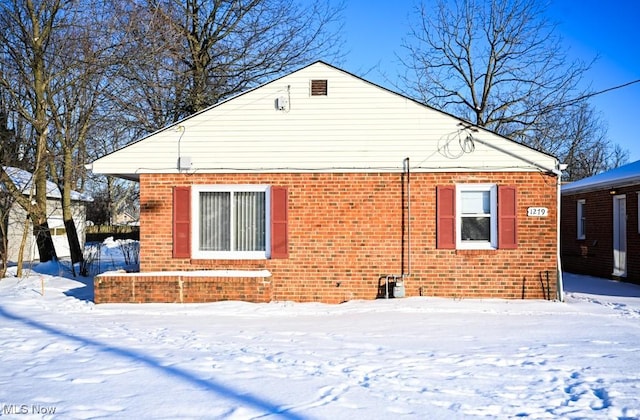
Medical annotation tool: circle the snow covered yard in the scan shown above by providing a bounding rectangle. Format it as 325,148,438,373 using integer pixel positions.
1,243,639,419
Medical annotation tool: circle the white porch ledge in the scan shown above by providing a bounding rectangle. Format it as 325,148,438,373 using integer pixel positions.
98,270,272,278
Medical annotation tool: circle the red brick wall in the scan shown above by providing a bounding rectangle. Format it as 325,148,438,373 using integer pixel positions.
95,171,559,303
561,186,640,283
94,274,272,303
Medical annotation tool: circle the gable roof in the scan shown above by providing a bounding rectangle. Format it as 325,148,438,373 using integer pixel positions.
90,61,558,180
562,160,640,195
2,166,93,202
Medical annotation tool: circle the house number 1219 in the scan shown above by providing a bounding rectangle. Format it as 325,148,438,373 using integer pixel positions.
527,207,548,217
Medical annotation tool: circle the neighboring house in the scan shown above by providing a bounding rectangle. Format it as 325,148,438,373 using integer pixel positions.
1,167,92,263
89,61,563,304
113,208,139,226
561,160,640,284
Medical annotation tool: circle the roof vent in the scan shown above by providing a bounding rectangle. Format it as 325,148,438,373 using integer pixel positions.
311,79,327,96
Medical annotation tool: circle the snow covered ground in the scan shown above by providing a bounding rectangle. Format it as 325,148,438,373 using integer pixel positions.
1,240,639,419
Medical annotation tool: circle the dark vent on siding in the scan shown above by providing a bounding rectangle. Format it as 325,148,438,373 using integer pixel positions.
311,79,328,96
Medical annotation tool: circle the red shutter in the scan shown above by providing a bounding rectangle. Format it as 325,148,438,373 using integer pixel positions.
498,185,517,249
173,186,191,258
271,186,289,259
437,186,456,249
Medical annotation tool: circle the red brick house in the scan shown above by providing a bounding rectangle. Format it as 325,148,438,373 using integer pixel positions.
89,61,563,304
561,160,640,284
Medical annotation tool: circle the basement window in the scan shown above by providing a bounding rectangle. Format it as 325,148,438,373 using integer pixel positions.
310,79,328,96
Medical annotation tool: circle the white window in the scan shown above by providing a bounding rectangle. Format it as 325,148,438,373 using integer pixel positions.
191,185,270,259
456,184,497,249
577,199,586,239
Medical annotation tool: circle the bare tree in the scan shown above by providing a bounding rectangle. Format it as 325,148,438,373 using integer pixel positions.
0,170,11,278
44,0,126,265
400,0,627,177
0,0,62,262
532,102,628,181
113,0,345,132
76,0,344,217
1,101,17,276
0,0,131,266
0,96,39,275
0,98,32,169
402,0,587,133
84,115,141,226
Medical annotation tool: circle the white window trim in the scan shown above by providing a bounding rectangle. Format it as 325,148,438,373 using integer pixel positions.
191,185,271,260
577,199,586,240
456,184,497,250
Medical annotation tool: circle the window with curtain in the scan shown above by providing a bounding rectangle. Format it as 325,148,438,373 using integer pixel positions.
194,186,268,258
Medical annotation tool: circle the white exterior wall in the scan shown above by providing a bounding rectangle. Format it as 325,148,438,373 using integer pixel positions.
91,62,558,177
5,199,87,263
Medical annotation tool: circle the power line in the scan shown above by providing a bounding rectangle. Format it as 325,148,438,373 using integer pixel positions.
538,78,640,114
567,79,640,106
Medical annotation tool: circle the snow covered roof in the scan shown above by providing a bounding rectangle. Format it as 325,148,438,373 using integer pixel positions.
562,160,640,194
2,166,93,202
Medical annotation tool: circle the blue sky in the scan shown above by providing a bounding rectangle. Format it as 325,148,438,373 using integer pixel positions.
338,0,640,162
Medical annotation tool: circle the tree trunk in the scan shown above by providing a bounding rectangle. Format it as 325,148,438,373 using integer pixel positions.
28,0,58,264
0,210,8,278
32,151,57,263
33,217,57,263
16,213,31,277
64,219,83,264
61,149,84,265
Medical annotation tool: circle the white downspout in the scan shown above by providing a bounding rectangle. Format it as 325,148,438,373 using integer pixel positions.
554,164,566,301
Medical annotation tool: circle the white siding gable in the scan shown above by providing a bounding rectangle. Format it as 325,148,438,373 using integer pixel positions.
91,62,558,178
